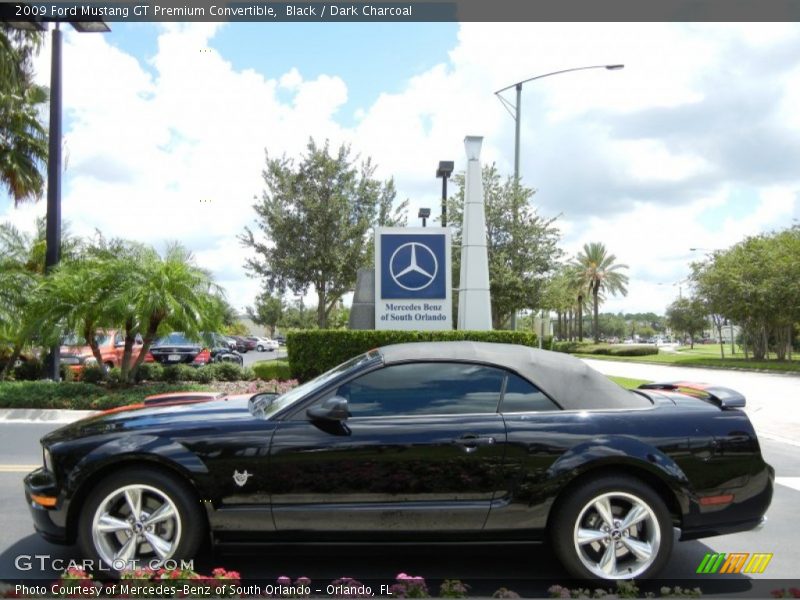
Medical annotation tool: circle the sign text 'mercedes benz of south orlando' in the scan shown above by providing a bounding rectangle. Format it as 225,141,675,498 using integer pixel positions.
375,227,452,330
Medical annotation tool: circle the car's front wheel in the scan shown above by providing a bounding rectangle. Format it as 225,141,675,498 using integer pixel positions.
256,345,264,352
550,475,673,580
78,468,204,573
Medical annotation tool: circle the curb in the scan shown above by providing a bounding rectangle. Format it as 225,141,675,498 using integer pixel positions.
0,409,98,424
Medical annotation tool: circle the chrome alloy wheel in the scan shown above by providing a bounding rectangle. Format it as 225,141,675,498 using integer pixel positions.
91,484,182,569
572,491,661,579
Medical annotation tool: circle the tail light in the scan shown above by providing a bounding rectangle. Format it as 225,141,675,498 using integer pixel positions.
193,348,211,364
144,352,155,363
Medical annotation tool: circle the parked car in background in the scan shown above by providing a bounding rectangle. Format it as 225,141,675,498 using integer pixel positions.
251,337,279,352
148,332,211,366
60,330,144,372
229,335,256,353
274,334,286,346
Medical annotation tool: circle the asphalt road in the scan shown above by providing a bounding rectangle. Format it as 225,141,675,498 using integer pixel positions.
0,419,797,596
241,347,285,368
582,358,800,446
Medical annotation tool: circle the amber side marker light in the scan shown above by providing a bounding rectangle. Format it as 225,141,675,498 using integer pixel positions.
699,494,735,506
31,494,57,508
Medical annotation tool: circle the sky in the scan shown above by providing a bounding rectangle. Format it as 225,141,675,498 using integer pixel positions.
2,21,799,316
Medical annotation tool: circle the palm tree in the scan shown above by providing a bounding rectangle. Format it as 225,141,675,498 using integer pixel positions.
573,242,629,343
1,25,48,205
124,243,224,382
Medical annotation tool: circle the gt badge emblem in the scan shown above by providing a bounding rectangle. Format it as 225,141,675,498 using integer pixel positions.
233,469,252,487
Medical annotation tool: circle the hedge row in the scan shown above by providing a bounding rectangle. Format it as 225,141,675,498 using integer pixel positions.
252,360,292,381
75,362,258,385
552,341,659,357
286,330,543,382
0,381,208,410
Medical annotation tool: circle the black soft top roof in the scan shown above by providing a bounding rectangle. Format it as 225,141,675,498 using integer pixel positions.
378,341,647,411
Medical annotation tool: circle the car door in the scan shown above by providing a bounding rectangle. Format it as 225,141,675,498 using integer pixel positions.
268,361,508,536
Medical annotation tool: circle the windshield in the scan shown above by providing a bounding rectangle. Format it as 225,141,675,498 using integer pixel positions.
251,350,382,419
154,332,199,346
62,333,111,347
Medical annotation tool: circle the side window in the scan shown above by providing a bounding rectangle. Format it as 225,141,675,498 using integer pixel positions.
500,373,559,413
334,362,505,417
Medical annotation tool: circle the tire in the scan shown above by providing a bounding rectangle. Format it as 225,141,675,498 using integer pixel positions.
78,467,205,574
257,345,264,352
104,362,115,372
550,475,673,580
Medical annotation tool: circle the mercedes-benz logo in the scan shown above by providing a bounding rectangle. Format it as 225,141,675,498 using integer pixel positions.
389,242,438,291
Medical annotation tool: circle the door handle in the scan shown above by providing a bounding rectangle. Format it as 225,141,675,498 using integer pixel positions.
454,434,496,453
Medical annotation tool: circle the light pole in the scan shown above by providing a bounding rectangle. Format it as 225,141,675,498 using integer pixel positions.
10,16,109,380
436,161,454,227
495,64,624,193
495,64,624,330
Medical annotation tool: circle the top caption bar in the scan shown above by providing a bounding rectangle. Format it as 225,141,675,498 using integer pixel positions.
2,0,800,22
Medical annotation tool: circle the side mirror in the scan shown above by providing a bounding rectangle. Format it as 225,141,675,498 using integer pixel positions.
248,392,280,413
307,396,350,422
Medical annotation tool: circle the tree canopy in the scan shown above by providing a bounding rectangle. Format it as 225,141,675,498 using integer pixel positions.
241,139,407,328
691,226,799,360
0,24,48,205
572,242,629,343
447,164,563,329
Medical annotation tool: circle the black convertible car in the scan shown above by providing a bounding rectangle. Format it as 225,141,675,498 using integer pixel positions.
24,342,773,580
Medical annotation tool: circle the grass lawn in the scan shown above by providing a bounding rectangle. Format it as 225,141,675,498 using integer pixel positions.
607,375,651,389
577,344,800,373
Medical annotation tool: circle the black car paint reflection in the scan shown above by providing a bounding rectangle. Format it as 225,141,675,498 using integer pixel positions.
24,342,773,561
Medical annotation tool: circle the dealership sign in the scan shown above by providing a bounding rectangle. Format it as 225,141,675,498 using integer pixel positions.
375,227,452,330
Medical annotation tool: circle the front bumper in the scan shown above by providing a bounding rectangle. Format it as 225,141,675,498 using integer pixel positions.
23,468,70,544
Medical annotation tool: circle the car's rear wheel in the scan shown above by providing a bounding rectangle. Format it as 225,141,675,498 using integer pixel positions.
550,475,673,580
78,468,204,573
257,345,264,352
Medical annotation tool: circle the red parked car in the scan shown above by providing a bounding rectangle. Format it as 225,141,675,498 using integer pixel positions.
60,330,145,373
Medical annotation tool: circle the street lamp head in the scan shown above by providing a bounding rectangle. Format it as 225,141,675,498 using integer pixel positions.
436,161,454,178
70,20,111,33
606,64,625,70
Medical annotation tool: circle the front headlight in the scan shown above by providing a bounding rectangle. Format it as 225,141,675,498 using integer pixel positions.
43,447,53,472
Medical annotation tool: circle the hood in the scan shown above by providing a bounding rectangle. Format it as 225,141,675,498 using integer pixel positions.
42,393,254,444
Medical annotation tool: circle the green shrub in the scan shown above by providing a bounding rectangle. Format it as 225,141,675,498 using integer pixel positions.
81,364,107,384
287,330,539,382
212,362,246,382
608,345,658,356
551,341,658,357
106,367,127,386
134,362,164,383
252,360,292,381
551,341,594,353
0,381,208,410
162,364,198,382
194,366,215,383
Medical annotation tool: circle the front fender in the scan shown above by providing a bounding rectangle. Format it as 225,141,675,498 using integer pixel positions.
66,434,209,494
547,435,693,516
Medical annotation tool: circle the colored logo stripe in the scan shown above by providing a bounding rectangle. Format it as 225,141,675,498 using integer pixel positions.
743,553,773,574
696,552,773,574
